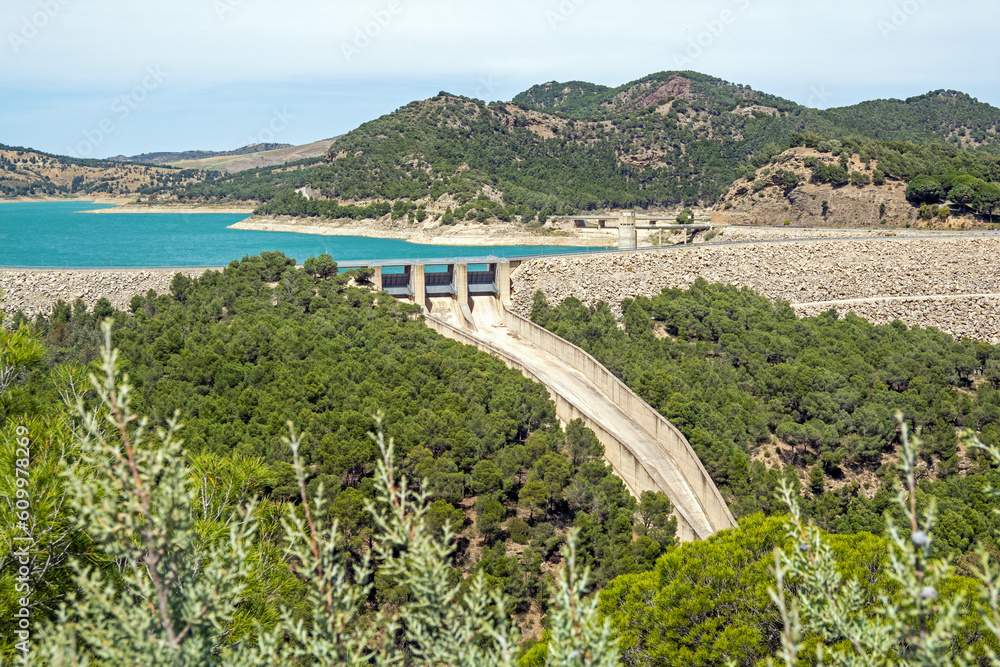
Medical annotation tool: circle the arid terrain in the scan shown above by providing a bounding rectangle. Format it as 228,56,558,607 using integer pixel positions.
712,146,993,229
167,138,338,172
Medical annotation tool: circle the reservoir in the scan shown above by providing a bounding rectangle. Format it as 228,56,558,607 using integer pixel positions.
0,201,591,268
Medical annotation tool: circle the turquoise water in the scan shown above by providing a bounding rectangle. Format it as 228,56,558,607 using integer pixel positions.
0,201,593,268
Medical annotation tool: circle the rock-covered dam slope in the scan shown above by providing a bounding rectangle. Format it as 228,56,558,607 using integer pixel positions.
509,237,1000,344
0,269,206,319
4,235,1000,344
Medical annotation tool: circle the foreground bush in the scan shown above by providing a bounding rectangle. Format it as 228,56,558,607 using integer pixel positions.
14,324,618,666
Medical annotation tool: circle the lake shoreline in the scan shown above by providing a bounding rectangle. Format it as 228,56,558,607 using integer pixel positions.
86,204,255,215
0,201,600,268
0,197,254,215
230,216,617,247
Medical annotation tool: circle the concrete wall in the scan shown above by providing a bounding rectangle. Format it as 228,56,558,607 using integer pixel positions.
618,210,637,250
424,308,737,541
453,264,469,307
497,262,512,306
500,307,736,533
410,265,426,306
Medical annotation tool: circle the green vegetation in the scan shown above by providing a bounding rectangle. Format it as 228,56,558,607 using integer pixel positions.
532,281,1000,554
8,261,1000,662
599,422,1000,667
4,323,619,664
770,421,1000,666
162,75,1000,222
1,253,675,657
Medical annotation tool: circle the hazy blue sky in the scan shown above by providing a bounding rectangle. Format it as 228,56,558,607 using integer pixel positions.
1,0,995,158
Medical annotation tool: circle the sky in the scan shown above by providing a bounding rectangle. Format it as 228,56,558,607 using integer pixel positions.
1,0,996,159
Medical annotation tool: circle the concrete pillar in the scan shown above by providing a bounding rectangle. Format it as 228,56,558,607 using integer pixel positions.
453,263,469,307
372,266,383,292
410,265,426,308
618,210,637,251
497,261,512,306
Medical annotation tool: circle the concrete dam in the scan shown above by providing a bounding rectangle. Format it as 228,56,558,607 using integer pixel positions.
358,256,737,541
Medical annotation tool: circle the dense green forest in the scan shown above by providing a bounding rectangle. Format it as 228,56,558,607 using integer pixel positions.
1,253,679,657
5,260,1000,661
531,281,1000,556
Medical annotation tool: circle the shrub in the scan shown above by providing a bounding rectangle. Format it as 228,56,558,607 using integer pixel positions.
25,324,621,665
906,175,944,204
850,171,872,187
508,517,530,544
771,416,1000,666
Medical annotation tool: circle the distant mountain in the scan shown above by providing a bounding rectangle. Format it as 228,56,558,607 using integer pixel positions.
0,143,200,198
110,143,293,166
174,71,1000,219
515,73,1000,150
6,71,1000,214
166,138,338,173
513,71,801,119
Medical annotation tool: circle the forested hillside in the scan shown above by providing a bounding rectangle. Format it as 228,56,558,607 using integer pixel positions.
6,265,1000,661
0,144,202,198
162,72,1000,224
532,281,1000,555
7,71,1000,224
715,132,1000,226
1,253,680,656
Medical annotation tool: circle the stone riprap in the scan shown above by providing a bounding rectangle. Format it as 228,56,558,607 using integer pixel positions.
510,237,1000,343
706,226,963,242
0,269,208,319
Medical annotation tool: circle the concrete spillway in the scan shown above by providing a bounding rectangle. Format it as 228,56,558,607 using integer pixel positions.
426,297,737,542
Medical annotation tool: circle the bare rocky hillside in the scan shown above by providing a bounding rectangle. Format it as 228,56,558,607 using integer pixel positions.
711,147,988,229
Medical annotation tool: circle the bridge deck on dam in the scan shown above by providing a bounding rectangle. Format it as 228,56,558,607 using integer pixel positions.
428,295,730,541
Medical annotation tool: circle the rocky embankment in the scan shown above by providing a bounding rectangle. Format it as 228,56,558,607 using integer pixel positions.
709,226,959,242
509,237,1000,343
7,234,1000,344
710,147,988,230
0,269,206,319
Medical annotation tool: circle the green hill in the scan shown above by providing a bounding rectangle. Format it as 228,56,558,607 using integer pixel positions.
0,143,201,198
76,72,1000,218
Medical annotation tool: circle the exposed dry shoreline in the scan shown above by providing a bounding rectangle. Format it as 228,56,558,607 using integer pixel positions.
0,197,253,215
229,216,617,247
86,204,255,214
